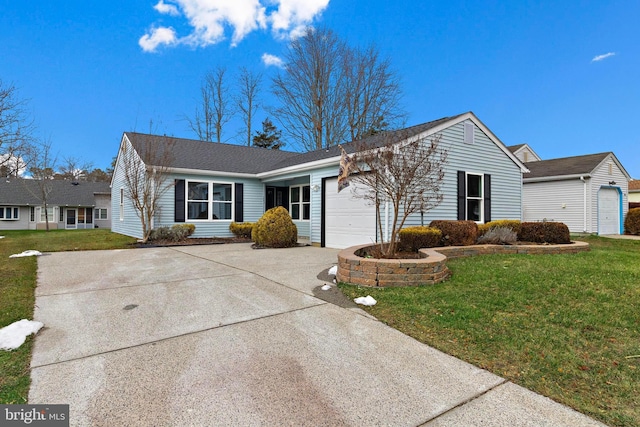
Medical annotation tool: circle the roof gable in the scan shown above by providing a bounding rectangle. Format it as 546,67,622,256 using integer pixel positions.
524,152,631,181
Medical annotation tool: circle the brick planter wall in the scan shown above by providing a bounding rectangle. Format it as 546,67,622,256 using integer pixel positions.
337,241,590,288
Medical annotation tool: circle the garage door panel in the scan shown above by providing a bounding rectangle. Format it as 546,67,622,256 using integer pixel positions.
324,178,377,249
598,188,619,235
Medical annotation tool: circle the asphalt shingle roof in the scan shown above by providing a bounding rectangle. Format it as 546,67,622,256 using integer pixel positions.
125,114,464,174
524,152,611,179
629,180,640,191
507,144,525,153
0,180,110,206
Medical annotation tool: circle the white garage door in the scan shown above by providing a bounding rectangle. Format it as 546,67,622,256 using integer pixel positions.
324,178,377,249
598,188,620,235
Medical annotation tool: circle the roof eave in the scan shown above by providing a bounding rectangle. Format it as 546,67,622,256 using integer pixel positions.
524,173,591,183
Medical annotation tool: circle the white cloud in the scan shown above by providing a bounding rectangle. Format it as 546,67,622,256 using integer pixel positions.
268,0,329,38
139,26,178,52
140,0,329,51
592,52,616,62
154,0,180,16
262,53,285,68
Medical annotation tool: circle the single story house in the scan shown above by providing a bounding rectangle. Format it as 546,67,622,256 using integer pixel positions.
510,148,630,234
0,179,111,231
629,180,640,209
111,112,528,248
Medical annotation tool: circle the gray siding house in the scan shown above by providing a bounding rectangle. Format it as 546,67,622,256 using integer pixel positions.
0,180,111,231
112,112,527,248
515,151,630,234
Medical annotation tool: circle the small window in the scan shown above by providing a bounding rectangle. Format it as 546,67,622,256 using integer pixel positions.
95,208,108,220
40,207,54,223
466,174,483,222
290,185,310,220
119,188,124,221
188,181,209,220
30,206,35,222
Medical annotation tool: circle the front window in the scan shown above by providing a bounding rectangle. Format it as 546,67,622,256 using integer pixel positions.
0,207,19,220
290,185,310,220
466,174,483,222
40,207,54,223
187,181,233,221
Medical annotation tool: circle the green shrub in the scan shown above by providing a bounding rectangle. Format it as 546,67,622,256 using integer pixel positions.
517,222,570,244
624,208,640,235
429,220,478,246
172,224,195,239
252,207,298,248
229,222,254,238
398,226,442,252
478,219,522,236
477,226,517,245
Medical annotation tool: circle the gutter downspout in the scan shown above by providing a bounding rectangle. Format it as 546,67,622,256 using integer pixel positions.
580,176,587,232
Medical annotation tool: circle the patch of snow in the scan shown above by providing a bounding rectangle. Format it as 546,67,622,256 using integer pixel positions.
0,319,44,351
321,284,331,291
328,265,337,276
354,295,377,306
0,236,5,239
9,250,42,258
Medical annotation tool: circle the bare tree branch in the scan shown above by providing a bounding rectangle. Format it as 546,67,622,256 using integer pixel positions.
24,138,58,231
349,131,448,256
236,67,262,146
186,67,233,142
0,80,35,176
119,135,175,242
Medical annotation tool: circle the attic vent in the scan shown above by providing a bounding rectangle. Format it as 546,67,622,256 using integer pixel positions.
464,122,474,145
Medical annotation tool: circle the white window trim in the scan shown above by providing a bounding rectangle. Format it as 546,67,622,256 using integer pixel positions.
119,188,124,221
95,208,109,220
186,180,234,222
39,206,57,223
290,185,311,221
0,206,20,221
465,172,484,223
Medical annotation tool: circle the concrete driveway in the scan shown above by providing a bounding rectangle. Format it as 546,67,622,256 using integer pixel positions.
29,243,605,426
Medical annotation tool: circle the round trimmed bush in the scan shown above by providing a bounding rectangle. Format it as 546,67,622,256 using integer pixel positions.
429,220,478,246
624,208,640,235
517,222,570,244
252,206,298,248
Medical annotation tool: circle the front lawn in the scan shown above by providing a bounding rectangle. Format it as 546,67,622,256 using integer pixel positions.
0,229,136,404
340,236,640,427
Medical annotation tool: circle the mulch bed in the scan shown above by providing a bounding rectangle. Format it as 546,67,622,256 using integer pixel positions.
135,237,252,248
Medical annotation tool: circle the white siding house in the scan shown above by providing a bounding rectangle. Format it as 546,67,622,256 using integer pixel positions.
111,112,528,247
521,152,630,234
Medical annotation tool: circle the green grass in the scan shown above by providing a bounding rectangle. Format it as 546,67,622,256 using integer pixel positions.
340,235,640,427
0,229,136,404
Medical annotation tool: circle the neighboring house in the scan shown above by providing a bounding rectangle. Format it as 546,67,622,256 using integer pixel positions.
518,152,630,234
508,143,541,163
0,179,111,231
628,180,640,208
111,112,528,248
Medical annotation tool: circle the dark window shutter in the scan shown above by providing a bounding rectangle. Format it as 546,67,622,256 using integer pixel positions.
234,183,244,223
457,171,466,220
174,179,185,222
484,174,491,223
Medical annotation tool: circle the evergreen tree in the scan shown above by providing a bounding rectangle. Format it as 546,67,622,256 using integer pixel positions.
252,118,284,150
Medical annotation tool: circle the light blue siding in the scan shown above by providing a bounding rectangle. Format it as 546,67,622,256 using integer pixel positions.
401,120,522,227
154,173,265,238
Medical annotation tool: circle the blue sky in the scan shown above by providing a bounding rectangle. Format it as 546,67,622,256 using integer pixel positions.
1,1,638,177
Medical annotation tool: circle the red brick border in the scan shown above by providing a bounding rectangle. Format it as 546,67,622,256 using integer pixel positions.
337,241,590,288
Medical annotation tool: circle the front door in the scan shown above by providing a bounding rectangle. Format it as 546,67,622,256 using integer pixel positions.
265,186,289,211
66,208,77,229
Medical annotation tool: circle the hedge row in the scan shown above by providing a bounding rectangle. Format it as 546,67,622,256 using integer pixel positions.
397,219,572,248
